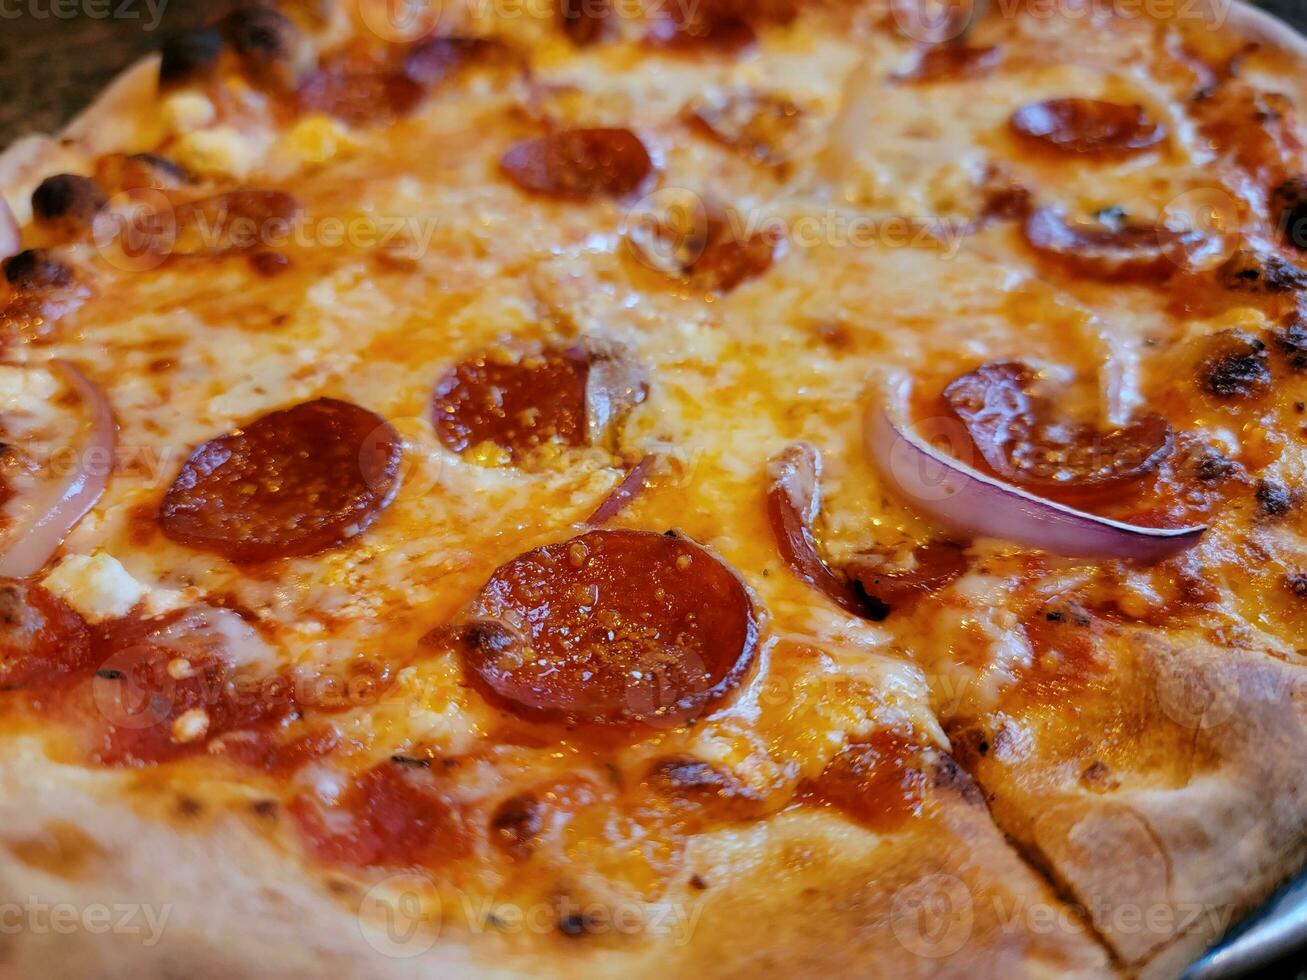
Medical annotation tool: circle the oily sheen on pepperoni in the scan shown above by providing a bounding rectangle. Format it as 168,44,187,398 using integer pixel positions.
499,129,652,200
159,399,402,562
942,362,1173,500
1010,99,1165,157
450,529,757,726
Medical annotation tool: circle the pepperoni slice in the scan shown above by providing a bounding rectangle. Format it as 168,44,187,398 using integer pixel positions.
85,613,293,767
1010,99,1165,157
291,760,467,868
626,200,777,293
296,67,425,126
444,529,758,727
1021,207,1213,281
799,731,927,833
431,344,646,462
0,581,93,689
159,398,402,562
845,541,968,617
499,129,653,200
942,362,1173,501
765,444,880,619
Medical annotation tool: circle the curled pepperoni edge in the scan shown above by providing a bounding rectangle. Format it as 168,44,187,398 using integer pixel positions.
766,443,884,620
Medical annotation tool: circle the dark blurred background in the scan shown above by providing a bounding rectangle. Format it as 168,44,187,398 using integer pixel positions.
0,0,1303,145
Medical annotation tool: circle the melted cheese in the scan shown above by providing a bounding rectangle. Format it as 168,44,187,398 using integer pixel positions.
1,0,1305,926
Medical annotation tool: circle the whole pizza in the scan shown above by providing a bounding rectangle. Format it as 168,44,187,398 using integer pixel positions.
0,0,1305,976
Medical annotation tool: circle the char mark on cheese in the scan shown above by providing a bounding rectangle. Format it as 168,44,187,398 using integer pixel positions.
1198,330,1270,399
31,175,108,238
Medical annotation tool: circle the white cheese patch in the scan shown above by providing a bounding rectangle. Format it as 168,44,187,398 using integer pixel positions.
42,553,145,622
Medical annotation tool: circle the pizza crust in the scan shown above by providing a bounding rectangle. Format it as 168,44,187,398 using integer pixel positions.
0,734,1111,980
954,635,1307,977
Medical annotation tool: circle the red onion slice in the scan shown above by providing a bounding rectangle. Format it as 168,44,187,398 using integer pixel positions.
585,453,656,526
0,197,18,263
864,377,1206,562
766,443,879,616
0,360,117,578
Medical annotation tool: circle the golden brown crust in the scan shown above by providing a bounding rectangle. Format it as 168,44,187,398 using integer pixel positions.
0,738,1110,979
954,634,1307,974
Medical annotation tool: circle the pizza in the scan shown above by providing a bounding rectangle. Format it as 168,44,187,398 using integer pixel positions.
0,0,1305,976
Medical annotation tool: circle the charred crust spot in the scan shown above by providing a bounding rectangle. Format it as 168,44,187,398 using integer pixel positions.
390,754,431,768
1199,330,1270,399
1080,760,1117,791
31,174,107,230
1273,176,1307,251
159,26,225,86
931,754,983,804
250,799,279,818
325,877,358,897
1195,452,1237,483
223,5,298,61
1256,479,1294,517
489,792,543,859
647,757,736,797
1219,249,1307,294
249,250,291,277
461,620,519,657
3,250,73,291
1274,314,1307,371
